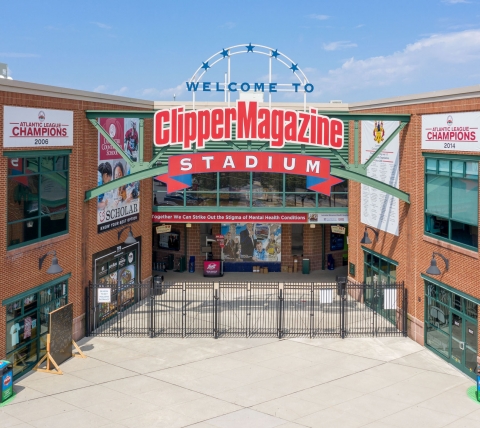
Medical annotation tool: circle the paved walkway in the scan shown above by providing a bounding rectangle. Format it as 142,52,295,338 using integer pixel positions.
1,335,478,427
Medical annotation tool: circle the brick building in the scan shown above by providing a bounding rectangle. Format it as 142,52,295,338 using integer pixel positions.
0,77,479,381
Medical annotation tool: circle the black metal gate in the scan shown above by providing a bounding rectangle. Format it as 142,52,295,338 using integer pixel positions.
86,280,407,338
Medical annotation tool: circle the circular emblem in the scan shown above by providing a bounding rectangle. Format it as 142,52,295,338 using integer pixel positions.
99,210,106,222
108,123,117,138
4,375,11,386
38,111,45,121
447,115,453,125
128,252,134,263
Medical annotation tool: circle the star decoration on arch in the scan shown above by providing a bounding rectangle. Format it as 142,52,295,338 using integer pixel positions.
246,43,255,52
201,61,210,71
290,63,299,72
220,48,229,58
271,49,280,59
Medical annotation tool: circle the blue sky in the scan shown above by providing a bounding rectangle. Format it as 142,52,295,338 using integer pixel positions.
2,0,480,103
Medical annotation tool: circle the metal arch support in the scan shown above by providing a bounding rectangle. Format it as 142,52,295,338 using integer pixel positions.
85,165,167,201
331,167,410,203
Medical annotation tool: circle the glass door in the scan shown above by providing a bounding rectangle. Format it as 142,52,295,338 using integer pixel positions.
450,310,478,375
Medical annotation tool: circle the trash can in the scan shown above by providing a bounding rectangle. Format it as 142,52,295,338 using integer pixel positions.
302,258,310,274
179,256,186,273
327,254,335,270
0,360,13,403
167,254,174,270
189,256,195,273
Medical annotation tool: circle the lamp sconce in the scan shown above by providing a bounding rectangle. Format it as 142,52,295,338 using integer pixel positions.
360,226,379,244
118,226,136,245
426,252,449,275
39,251,63,274
310,224,316,228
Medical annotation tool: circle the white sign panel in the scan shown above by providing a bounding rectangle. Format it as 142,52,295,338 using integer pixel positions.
319,289,333,304
3,106,73,147
97,288,111,303
422,112,480,152
383,288,397,310
308,213,349,224
361,121,400,236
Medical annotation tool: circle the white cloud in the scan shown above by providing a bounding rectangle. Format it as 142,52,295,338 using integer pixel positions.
221,22,236,29
91,21,112,30
316,29,480,94
323,41,358,51
141,83,185,100
113,86,128,96
442,0,470,4
308,14,329,20
0,52,39,58
93,85,107,93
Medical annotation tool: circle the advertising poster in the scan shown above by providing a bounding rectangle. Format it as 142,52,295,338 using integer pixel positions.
97,118,140,233
220,223,281,262
361,121,400,236
422,112,480,152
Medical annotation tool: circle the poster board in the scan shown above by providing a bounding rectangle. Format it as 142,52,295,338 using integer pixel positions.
49,303,73,366
360,121,400,236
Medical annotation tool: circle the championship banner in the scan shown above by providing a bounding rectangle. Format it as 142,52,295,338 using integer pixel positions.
155,152,342,195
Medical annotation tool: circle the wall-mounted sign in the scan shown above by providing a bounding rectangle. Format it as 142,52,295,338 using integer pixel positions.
97,288,111,303
153,212,308,223
156,224,172,234
361,121,400,236
331,225,346,234
154,101,344,150
3,106,73,147
97,117,140,233
155,151,342,195
308,213,348,224
422,112,480,152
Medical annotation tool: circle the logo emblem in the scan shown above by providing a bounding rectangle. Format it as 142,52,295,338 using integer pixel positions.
38,111,45,121
4,375,11,386
207,263,217,270
128,252,134,263
373,121,384,144
447,115,453,125
108,123,117,138
99,210,106,222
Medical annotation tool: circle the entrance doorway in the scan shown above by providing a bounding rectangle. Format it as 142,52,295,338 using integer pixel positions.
425,279,478,379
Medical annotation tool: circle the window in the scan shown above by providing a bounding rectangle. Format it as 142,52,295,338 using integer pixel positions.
7,154,69,249
5,279,68,379
425,158,478,249
363,250,397,285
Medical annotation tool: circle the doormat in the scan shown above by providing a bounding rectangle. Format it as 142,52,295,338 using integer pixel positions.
0,392,16,407
466,386,480,403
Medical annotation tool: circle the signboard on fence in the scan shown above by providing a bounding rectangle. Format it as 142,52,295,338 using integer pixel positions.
49,303,73,366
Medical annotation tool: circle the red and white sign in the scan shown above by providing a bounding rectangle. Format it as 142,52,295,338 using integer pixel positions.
155,151,342,195
203,260,222,277
422,112,480,152
3,106,73,147
154,101,344,150
153,212,308,223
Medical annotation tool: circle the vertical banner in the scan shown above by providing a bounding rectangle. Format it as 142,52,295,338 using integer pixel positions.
220,223,281,262
97,118,140,233
361,121,400,236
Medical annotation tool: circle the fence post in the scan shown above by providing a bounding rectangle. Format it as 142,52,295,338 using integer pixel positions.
214,288,218,339
310,283,314,339
150,279,154,338
373,283,377,337
339,279,346,339
278,287,284,339
182,283,186,338
246,282,251,338
403,284,408,337
85,282,90,337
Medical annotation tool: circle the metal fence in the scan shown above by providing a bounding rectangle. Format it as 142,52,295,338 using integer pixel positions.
86,280,407,339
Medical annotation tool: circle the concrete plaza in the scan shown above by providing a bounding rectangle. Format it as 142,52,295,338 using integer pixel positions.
1,335,479,427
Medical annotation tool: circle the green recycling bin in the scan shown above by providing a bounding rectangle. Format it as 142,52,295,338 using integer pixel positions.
0,360,13,403
302,258,310,274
